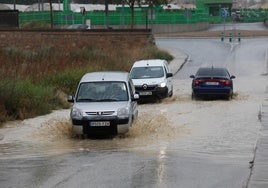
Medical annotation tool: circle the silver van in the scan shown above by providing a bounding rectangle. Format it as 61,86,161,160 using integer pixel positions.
68,71,139,137
130,59,173,100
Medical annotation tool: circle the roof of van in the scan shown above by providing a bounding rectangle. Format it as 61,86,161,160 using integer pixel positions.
132,59,168,67
80,71,129,82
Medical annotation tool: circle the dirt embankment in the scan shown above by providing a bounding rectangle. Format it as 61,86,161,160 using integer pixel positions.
0,29,154,52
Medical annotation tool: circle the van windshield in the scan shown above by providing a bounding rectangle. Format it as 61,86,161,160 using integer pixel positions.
76,82,128,102
130,66,164,79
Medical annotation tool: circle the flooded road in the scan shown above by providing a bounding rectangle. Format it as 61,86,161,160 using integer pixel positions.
1,37,268,188
0,109,181,159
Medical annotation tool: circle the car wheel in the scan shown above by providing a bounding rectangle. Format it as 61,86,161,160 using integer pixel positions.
76,134,87,139
169,89,173,97
229,93,233,100
225,93,232,100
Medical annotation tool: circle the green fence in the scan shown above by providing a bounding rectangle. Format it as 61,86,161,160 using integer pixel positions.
19,8,210,27
18,8,267,27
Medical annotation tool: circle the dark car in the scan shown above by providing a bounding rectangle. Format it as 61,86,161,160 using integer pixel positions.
190,67,235,100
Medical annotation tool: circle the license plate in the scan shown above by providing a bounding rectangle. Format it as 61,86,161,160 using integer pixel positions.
139,91,152,96
90,121,110,126
206,82,219,85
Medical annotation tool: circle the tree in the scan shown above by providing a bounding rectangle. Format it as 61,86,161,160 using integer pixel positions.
104,0,122,28
123,0,139,29
123,0,169,29
105,0,110,28
49,0,53,29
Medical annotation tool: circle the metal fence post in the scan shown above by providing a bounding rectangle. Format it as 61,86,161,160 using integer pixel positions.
221,32,224,41
238,32,241,42
229,33,232,43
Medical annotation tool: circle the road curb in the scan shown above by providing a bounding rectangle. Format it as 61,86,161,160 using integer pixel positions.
169,52,189,75
247,102,268,187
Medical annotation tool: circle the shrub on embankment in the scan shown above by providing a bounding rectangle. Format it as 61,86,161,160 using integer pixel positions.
0,43,173,124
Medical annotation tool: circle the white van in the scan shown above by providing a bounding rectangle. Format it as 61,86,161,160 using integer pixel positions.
68,71,139,137
130,59,173,100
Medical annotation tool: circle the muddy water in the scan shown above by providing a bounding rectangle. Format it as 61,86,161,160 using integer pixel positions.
0,38,266,162
0,108,184,159
0,77,263,161
0,81,261,162
160,78,263,162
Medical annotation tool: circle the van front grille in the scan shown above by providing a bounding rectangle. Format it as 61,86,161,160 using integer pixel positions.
86,111,115,116
135,85,157,91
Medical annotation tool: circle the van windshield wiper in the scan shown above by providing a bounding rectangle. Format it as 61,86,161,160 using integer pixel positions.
77,98,120,102
97,98,119,102
77,98,97,102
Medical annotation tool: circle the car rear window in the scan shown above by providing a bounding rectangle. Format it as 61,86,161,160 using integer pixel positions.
197,68,228,77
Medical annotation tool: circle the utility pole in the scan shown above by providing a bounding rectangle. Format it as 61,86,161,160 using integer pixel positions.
105,0,110,29
13,0,16,10
38,0,41,11
49,0,54,29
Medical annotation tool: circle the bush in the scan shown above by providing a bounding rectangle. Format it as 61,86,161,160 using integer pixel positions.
41,68,88,95
0,40,173,123
0,79,60,120
139,45,174,61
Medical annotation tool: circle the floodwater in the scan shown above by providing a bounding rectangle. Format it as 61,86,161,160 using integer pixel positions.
0,76,264,162
0,38,266,163
0,108,183,159
0,36,268,187
155,38,268,162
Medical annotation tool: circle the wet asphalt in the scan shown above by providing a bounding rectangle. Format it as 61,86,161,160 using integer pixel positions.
167,39,268,188
246,103,268,188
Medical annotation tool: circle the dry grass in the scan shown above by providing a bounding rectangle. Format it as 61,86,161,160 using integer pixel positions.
0,37,172,123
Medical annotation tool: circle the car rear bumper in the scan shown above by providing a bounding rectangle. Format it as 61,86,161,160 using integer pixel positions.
193,87,232,96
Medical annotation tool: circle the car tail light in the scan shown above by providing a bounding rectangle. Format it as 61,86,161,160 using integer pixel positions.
220,79,231,85
194,79,203,85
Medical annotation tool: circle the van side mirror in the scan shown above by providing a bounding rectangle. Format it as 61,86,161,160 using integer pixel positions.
230,75,236,79
166,73,173,78
132,93,139,101
67,95,74,103
190,75,195,78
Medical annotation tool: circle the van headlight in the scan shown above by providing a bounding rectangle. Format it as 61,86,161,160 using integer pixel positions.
159,82,167,88
117,107,129,118
71,108,83,120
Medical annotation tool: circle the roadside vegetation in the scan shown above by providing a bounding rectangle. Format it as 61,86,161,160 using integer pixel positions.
0,41,173,124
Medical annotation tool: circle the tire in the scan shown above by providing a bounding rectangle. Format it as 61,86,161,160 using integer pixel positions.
169,89,173,97
227,93,233,100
